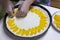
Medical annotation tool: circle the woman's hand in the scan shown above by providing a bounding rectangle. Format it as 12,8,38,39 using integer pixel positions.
3,0,14,18
16,0,35,18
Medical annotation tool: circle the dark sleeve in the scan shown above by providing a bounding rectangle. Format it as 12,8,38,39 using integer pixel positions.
34,0,50,4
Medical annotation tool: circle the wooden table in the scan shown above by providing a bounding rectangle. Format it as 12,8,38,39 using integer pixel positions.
51,0,60,8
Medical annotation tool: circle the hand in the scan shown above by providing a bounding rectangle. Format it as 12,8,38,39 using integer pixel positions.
3,1,14,18
16,3,29,18
16,0,35,18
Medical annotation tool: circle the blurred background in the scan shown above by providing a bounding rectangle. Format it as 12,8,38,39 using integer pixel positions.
51,0,60,8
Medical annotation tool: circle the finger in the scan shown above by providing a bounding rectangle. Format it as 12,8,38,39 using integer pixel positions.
16,1,24,6
6,10,14,18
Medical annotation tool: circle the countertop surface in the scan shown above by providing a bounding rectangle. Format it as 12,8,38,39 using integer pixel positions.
0,5,60,40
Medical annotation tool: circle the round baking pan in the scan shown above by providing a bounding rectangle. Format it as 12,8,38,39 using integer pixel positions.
52,11,60,32
3,4,52,38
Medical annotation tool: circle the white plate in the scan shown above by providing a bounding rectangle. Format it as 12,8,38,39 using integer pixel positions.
52,11,60,31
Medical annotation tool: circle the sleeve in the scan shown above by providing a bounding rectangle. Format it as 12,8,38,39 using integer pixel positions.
34,0,50,6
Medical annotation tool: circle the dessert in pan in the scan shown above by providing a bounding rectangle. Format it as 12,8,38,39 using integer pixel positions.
4,4,51,37
52,11,60,31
